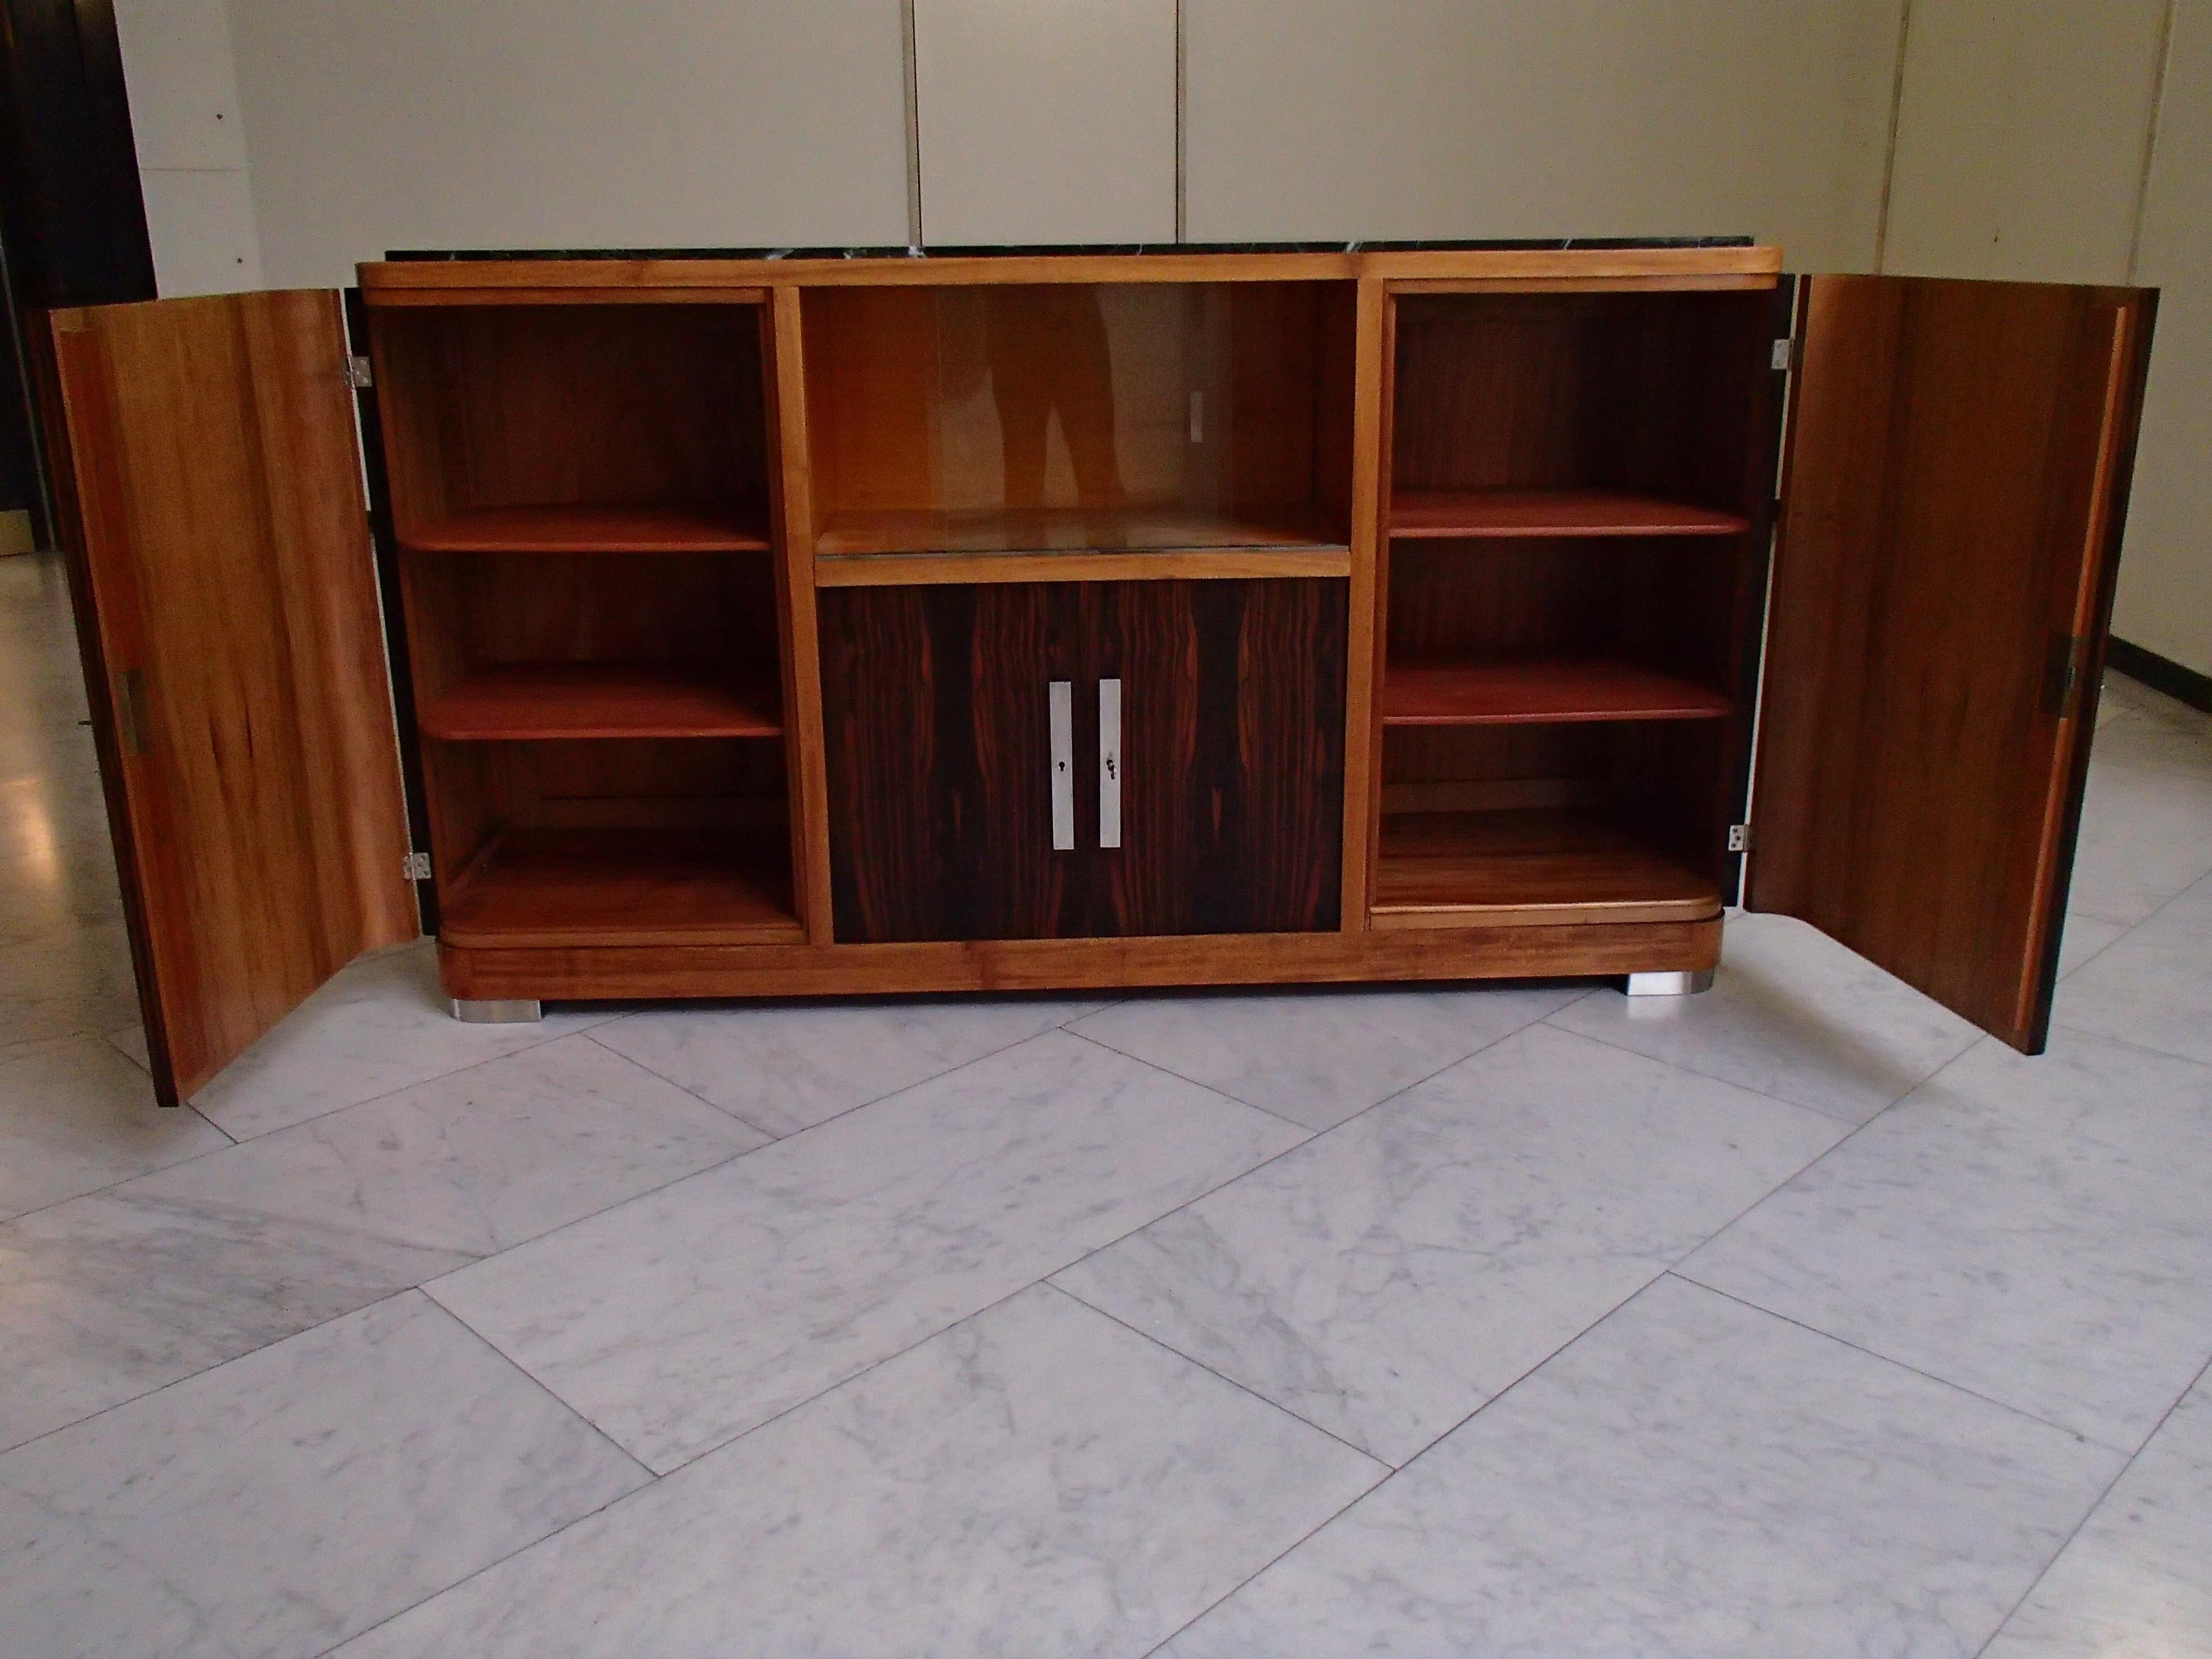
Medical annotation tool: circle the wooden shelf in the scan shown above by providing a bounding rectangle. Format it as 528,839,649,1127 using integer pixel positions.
399,505,770,554
440,827,802,948
1381,659,1731,726
1371,808,1722,929
816,505,1348,560
419,663,781,741
1389,489,1749,540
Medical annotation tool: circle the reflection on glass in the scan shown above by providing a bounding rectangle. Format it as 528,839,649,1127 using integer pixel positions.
804,281,1356,559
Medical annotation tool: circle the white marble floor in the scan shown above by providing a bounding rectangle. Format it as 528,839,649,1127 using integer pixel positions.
3,546,2211,1657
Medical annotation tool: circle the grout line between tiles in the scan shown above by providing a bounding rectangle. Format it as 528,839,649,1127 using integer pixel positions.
1041,1280,1391,1471
1971,1345,2212,1659
1670,1273,2136,1456
0,1284,421,1463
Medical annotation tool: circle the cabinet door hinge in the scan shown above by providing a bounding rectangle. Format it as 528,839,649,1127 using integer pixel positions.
2044,632,2089,719
402,851,432,881
1770,337,1798,373
343,355,373,389
1727,823,1752,853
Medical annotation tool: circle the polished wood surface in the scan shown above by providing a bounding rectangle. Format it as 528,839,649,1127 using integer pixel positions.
360,245,1779,299
1750,275,2155,1052
1337,275,1390,930
815,505,1348,557
764,292,836,944
48,292,416,1103
441,914,1720,1001
397,503,770,554
1370,808,1721,928
369,302,769,540
439,827,801,948
819,579,1345,942
418,663,780,741
1390,488,1748,539
815,547,1351,587
1382,661,1731,726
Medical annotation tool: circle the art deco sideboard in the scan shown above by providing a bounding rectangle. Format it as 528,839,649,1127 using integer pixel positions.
42,241,2155,1104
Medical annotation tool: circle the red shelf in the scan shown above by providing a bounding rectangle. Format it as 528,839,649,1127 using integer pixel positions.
400,504,771,554
1381,659,1731,726
420,663,781,741
1389,488,1748,540
441,827,802,949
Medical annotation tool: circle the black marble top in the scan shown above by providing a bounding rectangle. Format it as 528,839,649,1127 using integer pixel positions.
382,236,1756,263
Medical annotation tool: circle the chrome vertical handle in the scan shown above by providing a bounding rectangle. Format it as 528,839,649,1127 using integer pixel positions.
1049,680,1074,851
1098,678,1122,848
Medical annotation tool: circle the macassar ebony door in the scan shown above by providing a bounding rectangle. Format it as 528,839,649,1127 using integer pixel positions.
818,578,1346,942
1749,274,2157,1054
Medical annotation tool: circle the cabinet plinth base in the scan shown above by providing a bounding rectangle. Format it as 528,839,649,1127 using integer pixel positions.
436,918,1721,1005
1624,968,1716,997
449,997,542,1024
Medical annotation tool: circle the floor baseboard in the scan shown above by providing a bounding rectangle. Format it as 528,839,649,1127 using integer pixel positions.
2108,637,2212,714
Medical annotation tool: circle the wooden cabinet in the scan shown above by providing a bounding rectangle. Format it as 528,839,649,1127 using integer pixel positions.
819,578,1344,942
40,245,2156,1105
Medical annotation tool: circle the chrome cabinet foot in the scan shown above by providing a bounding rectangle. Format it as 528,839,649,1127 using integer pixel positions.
449,998,542,1024
1624,969,1715,997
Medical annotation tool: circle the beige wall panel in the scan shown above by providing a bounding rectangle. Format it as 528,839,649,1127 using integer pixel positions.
224,0,913,288
2113,1,2210,675
914,0,1177,245
1884,0,2169,282
1181,0,1903,269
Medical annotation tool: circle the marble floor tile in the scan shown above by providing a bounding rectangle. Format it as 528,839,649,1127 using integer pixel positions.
0,918,142,1051
1984,1365,2212,1658
105,1023,151,1071
2054,874,2212,1066
0,1292,645,1659
1548,910,1982,1123
1680,1027,2212,1452
0,1035,227,1219
0,1036,760,1451
187,939,615,1138
2064,720,2212,926
1162,1276,2123,1659
1056,1025,1843,1464
2052,911,2128,978
334,1285,1380,1659
592,992,1111,1137
1068,981,1588,1132
429,1031,1304,1472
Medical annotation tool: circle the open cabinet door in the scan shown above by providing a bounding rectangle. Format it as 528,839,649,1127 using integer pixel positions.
46,291,418,1105
1749,275,2156,1052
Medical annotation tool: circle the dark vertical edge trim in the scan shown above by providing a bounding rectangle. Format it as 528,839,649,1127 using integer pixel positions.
342,287,438,935
2024,287,2161,1051
35,316,180,1104
2107,635,2212,711
1721,273,1804,906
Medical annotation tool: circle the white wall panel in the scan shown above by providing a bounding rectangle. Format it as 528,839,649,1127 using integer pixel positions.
1181,0,1903,269
139,169,265,296
914,0,1176,245
223,0,913,287
2113,2,2210,675
1883,0,2169,282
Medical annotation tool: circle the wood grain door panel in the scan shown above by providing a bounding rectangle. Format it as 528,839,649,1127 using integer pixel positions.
47,292,418,1103
1750,274,2156,1052
820,579,1345,943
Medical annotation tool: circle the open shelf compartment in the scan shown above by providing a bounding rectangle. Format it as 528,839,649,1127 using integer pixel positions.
370,300,772,552
1371,807,1721,929
802,280,1356,566
440,826,800,949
